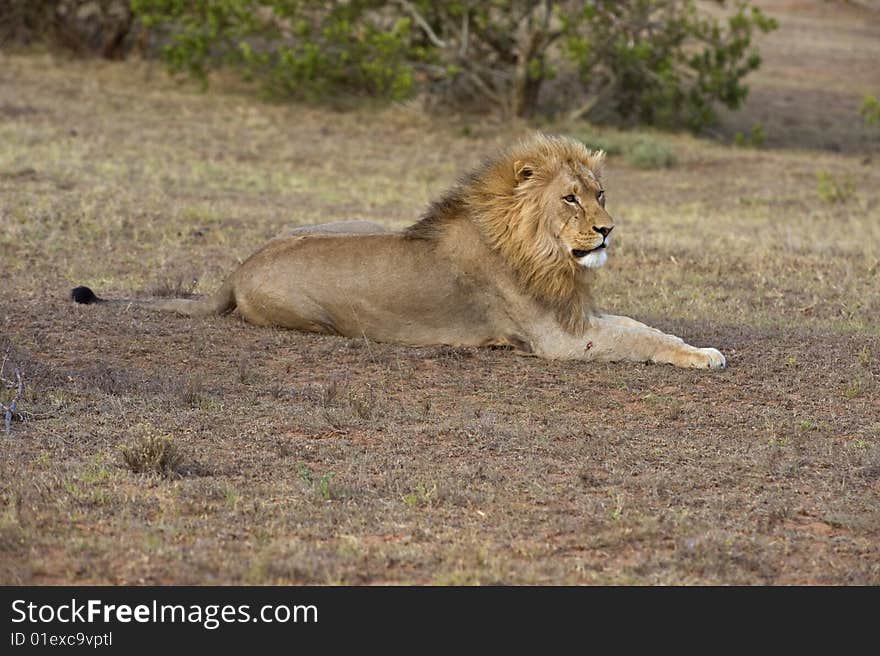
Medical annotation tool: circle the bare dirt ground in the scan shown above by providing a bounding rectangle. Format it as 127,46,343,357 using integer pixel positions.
1,1,879,585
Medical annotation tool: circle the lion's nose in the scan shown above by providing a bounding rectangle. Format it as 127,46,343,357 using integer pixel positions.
592,225,613,238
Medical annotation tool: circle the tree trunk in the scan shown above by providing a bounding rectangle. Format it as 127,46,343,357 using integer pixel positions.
511,33,545,117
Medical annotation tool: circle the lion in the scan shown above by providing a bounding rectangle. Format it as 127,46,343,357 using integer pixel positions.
71,134,725,369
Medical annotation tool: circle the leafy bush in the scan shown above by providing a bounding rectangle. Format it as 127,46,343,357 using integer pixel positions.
627,138,678,169
578,134,625,157
574,129,676,167
126,1,777,128
563,2,777,129
131,0,415,100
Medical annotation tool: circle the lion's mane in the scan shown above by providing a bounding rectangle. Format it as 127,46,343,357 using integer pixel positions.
406,134,606,334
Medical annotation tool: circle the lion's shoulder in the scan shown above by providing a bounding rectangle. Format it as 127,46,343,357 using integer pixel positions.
405,186,472,241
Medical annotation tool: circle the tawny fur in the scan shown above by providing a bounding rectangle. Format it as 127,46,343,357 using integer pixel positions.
72,134,725,369
406,136,605,334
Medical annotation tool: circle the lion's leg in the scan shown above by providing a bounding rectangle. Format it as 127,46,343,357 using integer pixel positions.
589,315,725,369
599,313,665,333
539,315,725,369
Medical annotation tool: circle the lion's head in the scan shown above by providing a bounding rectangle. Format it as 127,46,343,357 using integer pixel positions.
510,139,613,270
407,134,612,334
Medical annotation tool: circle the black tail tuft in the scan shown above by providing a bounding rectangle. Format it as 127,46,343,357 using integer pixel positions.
71,286,102,304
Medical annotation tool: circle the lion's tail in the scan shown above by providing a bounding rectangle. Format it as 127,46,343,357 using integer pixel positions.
70,281,236,317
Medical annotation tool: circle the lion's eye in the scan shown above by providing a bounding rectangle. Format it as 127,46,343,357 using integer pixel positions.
563,194,577,204
597,190,605,207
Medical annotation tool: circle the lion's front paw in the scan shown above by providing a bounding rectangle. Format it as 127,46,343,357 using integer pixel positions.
669,346,726,370
692,347,726,370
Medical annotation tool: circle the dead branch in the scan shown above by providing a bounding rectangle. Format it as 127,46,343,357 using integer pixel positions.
567,70,616,121
396,0,447,48
459,9,469,58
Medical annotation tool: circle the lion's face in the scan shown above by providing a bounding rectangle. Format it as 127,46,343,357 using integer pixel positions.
545,166,614,269
417,134,611,334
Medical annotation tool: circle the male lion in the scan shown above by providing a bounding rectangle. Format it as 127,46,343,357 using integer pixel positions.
71,134,725,369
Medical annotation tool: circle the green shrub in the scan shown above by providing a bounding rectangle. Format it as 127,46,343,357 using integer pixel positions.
628,139,678,169
578,134,626,156
130,0,777,127
131,0,416,101
562,2,778,129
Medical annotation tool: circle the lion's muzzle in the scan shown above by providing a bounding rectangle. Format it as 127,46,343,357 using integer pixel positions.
571,243,605,259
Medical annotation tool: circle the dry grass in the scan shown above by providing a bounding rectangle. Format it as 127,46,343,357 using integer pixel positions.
120,432,185,479
0,1,879,584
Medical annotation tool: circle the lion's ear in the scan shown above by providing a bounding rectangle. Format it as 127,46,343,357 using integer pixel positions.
513,160,534,184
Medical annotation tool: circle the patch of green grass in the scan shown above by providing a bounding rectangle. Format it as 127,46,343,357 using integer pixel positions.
297,463,337,500
297,462,314,485
88,488,113,507
769,435,790,448
180,203,223,224
844,378,866,399
316,472,335,501
734,122,767,148
63,479,82,499
579,134,625,156
861,94,880,128
627,138,677,169
81,459,112,485
816,170,855,203
572,129,677,169
180,375,212,409
402,482,437,508
609,492,625,521
224,485,242,510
